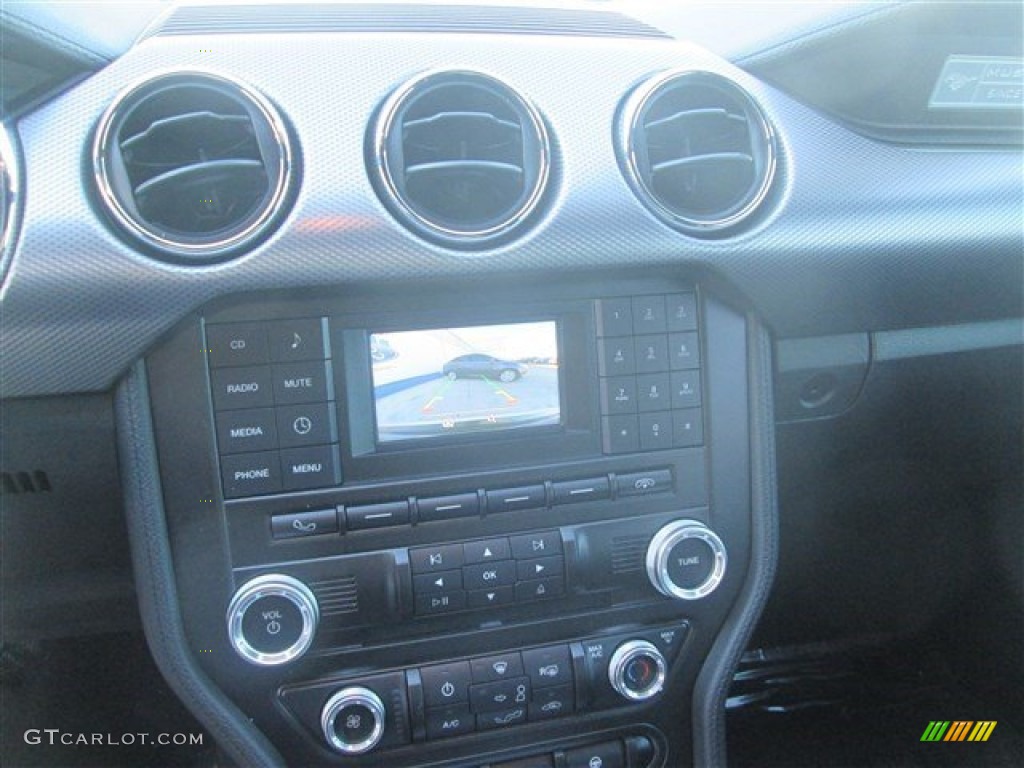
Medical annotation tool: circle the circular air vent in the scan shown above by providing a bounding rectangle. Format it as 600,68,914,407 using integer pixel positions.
370,70,551,249
619,70,776,235
93,71,295,262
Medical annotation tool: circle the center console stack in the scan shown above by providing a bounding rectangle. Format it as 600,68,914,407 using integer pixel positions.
144,275,757,767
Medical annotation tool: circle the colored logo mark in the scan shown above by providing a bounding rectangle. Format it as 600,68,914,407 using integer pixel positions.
921,721,997,742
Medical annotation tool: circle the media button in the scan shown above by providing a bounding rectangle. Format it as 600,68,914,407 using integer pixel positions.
268,318,326,363
275,402,336,449
211,366,274,411
221,451,281,498
206,323,269,368
409,544,464,574
216,408,278,454
463,537,511,564
420,661,471,707
271,509,339,540
279,444,340,491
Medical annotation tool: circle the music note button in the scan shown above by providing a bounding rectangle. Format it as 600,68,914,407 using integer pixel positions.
268,318,326,363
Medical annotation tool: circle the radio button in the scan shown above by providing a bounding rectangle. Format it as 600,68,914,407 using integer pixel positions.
464,537,511,564
280,444,340,491
595,298,633,338
276,402,336,449
272,360,330,405
271,509,339,540
602,414,640,454
617,469,673,498
211,366,274,411
418,493,480,523
521,645,572,688
552,477,609,505
221,451,281,498
466,587,515,609
207,323,269,368
471,652,524,683
516,556,563,581
509,531,562,560
486,485,546,513
413,570,462,595
268,318,325,363
515,577,564,602
216,408,279,454
424,704,474,740
414,591,466,616
410,544,464,574
420,661,471,707
463,561,516,590
345,501,410,531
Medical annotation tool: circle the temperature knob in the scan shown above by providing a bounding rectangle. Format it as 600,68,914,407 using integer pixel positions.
646,520,727,600
608,640,667,701
321,687,386,755
226,573,318,666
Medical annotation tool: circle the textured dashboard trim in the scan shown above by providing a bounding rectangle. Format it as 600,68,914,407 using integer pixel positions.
115,361,285,768
148,2,671,39
0,123,20,289
2,32,1022,397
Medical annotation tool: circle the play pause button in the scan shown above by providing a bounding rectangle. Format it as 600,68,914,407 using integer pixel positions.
516,556,564,581
467,587,515,609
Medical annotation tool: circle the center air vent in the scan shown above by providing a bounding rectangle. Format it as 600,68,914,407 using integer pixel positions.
619,71,776,236
93,71,295,262
371,70,551,248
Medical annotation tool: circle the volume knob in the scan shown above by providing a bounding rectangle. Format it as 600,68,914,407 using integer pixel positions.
645,520,727,600
226,573,319,666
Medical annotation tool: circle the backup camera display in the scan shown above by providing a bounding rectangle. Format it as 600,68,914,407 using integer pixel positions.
370,321,560,443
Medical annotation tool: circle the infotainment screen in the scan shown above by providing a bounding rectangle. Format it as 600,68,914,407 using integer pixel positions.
370,321,561,443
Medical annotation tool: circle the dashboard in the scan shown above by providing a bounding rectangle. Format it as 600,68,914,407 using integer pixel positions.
0,3,1021,768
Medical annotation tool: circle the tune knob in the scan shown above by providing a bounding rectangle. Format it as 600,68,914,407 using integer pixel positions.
321,687,386,755
645,520,727,600
608,640,667,701
226,573,318,666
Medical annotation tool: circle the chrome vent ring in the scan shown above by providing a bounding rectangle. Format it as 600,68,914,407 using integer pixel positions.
370,70,551,249
619,70,776,236
93,70,296,263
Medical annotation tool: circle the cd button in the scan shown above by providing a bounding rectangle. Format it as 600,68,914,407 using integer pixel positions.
206,323,269,368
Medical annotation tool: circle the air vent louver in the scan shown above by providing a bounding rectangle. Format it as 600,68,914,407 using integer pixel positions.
93,72,295,261
620,71,776,235
372,71,550,248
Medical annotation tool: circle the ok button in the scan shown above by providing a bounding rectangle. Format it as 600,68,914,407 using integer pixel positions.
463,561,516,590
